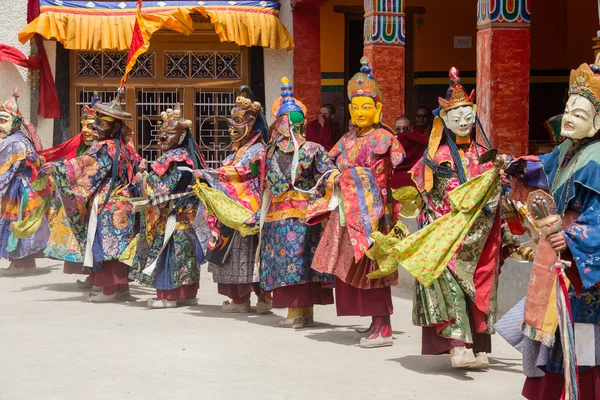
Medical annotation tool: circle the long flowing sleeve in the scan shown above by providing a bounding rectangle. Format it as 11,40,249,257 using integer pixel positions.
202,142,263,213
564,188,600,289
52,144,113,245
0,141,27,195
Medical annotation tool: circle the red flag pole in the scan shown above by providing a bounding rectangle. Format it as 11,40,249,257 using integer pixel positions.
120,0,146,90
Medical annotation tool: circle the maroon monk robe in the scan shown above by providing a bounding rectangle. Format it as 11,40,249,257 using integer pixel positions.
390,130,430,189
305,119,341,151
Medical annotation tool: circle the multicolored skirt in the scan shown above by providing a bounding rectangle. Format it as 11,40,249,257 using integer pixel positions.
259,217,333,292
0,176,49,260
44,205,83,262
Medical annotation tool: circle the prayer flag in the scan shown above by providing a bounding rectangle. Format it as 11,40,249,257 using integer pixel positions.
120,0,150,88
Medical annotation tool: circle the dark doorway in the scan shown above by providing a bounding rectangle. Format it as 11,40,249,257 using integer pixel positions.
344,16,364,131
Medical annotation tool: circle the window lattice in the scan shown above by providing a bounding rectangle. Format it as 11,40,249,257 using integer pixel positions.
194,89,236,168
165,51,242,80
76,51,155,78
135,88,184,162
75,88,127,121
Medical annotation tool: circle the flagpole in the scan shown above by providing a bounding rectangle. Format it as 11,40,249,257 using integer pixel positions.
120,0,147,90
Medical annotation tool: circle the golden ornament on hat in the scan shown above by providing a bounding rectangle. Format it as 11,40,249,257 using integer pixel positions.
270,77,308,118
568,53,600,113
438,67,476,116
347,57,383,104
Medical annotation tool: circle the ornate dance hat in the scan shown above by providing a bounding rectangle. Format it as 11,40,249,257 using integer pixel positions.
0,91,23,119
271,77,307,118
93,89,132,120
233,95,262,118
347,57,383,104
81,104,96,120
438,67,475,115
569,54,600,112
159,102,192,132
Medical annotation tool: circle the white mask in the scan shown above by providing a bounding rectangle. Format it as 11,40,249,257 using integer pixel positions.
561,95,600,140
442,105,475,137
0,111,14,136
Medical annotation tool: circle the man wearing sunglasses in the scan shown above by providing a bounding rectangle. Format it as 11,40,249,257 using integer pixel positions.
394,116,412,134
414,106,433,135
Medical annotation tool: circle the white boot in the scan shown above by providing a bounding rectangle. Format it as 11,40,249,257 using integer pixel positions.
359,333,393,348
147,298,177,308
177,298,198,306
471,352,490,369
450,346,477,368
256,299,272,314
278,316,305,329
222,300,252,313
88,292,117,303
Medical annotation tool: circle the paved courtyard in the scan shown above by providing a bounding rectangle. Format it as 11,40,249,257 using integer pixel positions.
0,258,525,400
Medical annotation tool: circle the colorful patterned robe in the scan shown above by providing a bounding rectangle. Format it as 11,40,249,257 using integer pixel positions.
0,131,50,260
407,143,516,343
309,127,405,289
129,147,203,290
506,139,600,378
203,133,264,286
52,139,137,270
44,135,90,263
260,133,334,292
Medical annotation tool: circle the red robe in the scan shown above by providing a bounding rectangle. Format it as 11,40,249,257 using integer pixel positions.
390,130,430,189
305,119,341,151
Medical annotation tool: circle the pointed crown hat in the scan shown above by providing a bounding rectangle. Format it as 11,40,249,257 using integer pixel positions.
93,88,132,120
347,57,383,104
271,77,307,118
569,54,600,113
438,67,475,115
0,90,22,119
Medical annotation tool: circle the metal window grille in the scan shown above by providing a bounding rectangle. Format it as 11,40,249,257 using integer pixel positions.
164,51,242,80
76,51,155,78
194,89,236,168
135,88,184,162
75,88,127,120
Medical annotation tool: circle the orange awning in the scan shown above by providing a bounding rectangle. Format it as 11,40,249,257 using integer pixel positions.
19,0,294,51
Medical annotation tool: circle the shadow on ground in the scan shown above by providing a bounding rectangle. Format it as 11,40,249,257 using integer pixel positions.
187,304,356,332
305,328,405,347
0,265,59,278
388,355,522,381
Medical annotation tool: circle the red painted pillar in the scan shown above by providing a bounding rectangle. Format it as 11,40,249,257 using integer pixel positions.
476,0,531,157
363,0,405,126
292,1,323,122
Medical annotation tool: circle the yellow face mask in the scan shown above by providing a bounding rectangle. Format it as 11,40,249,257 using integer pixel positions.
348,97,383,130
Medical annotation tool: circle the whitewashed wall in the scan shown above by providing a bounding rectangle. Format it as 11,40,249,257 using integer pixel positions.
264,0,294,125
0,1,56,149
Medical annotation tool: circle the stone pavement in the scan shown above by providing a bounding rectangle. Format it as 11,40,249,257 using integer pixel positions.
0,258,525,400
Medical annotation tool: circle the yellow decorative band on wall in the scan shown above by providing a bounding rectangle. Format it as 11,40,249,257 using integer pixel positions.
414,77,476,85
321,78,345,86
413,71,570,86
321,72,345,92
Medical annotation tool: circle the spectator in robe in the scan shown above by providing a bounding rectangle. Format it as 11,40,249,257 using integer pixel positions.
305,103,341,151
414,106,433,135
394,116,412,134
390,115,430,189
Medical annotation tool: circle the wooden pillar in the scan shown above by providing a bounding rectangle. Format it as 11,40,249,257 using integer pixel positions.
292,0,324,122
363,0,405,126
476,0,531,156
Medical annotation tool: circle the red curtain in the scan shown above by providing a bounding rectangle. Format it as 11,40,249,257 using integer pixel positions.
0,0,60,118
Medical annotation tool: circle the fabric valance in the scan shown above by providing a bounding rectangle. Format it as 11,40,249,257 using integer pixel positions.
19,0,294,51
